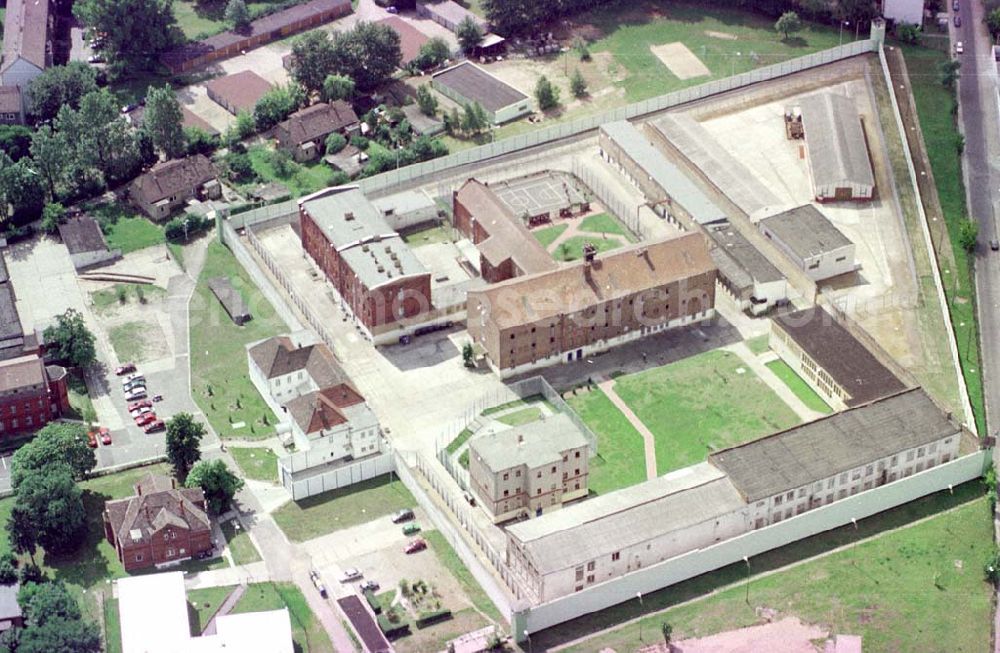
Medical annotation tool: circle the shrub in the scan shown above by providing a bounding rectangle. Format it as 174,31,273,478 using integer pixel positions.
325,132,347,154
414,608,452,629
364,589,381,614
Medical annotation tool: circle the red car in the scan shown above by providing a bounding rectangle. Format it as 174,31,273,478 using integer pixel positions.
99,427,111,446
115,363,136,376
404,538,427,554
136,412,157,426
144,420,165,434
128,399,152,412
86,431,98,448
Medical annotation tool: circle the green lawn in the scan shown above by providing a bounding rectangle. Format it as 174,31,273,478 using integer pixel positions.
66,369,95,422
553,235,624,261
108,321,148,363
745,334,770,356
445,428,472,456
187,585,237,635
401,223,454,246
554,485,993,653
565,388,647,495
229,446,279,483
190,241,283,439
902,44,985,435
613,350,800,473
273,474,416,542
105,216,166,253
423,530,502,624
221,518,262,566
247,145,335,198
174,0,313,40
232,582,335,653
578,212,635,241
104,597,122,653
481,395,553,416
533,224,568,249
765,359,832,414
91,284,167,314
495,406,543,427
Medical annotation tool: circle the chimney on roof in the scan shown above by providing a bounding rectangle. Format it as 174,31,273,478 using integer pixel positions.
517,434,524,445
345,212,355,221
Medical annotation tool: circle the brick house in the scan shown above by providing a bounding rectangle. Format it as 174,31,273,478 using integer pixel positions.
0,353,69,437
275,101,359,162
0,88,23,125
103,474,212,572
129,155,221,221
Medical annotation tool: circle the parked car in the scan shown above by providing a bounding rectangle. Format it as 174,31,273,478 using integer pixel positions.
87,431,98,448
954,14,962,26
126,389,148,401
143,420,165,433
339,568,362,583
128,399,152,411
953,0,960,10
402,522,421,536
130,406,152,418
152,394,164,402
136,413,157,427
391,508,414,523
404,538,427,554
120,104,137,114
124,380,146,393
360,579,380,592
955,41,964,54
991,239,999,251
115,363,136,376
463,491,476,507
100,427,112,446
87,54,104,64
122,374,144,387
309,570,328,598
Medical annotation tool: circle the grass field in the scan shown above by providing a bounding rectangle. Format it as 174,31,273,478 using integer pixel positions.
400,224,454,246
232,582,335,653
578,212,635,241
900,44,985,435
108,321,148,363
104,216,166,253
221,519,262,566
66,369,95,422
533,224,568,248
765,359,831,414
247,145,335,198
273,474,416,542
554,484,992,653
565,387,647,494
745,334,770,356
553,235,623,261
190,241,283,439
423,530,502,624
229,446,279,483
174,0,312,40
104,597,122,653
187,585,236,634
495,406,543,427
91,284,167,314
613,350,800,473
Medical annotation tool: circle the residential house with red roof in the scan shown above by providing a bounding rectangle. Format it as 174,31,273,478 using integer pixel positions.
275,101,359,162
128,154,221,220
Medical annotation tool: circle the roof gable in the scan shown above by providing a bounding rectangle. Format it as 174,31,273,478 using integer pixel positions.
131,155,217,205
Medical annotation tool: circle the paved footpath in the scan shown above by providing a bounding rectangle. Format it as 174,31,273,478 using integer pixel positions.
598,380,658,480
722,342,825,423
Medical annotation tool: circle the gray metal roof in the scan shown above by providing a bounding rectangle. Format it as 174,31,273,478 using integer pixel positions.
799,93,875,190
759,204,853,259
706,222,784,284
709,388,956,502
432,62,528,113
507,462,746,574
371,189,437,217
652,114,781,216
301,187,427,289
601,121,727,225
0,583,21,621
469,413,589,472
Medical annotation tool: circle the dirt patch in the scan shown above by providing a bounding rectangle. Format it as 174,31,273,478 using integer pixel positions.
706,30,739,40
649,42,711,80
672,617,828,653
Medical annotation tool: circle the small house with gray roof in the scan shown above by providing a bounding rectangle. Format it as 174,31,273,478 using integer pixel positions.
432,62,531,124
103,473,212,572
468,413,590,524
707,221,787,315
758,204,856,281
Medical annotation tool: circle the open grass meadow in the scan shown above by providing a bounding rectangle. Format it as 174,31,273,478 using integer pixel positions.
232,582,335,653
613,350,800,473
578,212,636,241
220,519,262,566
551,483,993,653
247,145,336,198
532,223,568,248
190,240,283,439
272,474,416,542
229,445,280,483
565,387,647,495
765,359,832,414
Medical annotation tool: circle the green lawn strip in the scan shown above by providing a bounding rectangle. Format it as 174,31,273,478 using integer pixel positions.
108,321,148,363
401,224,454,246
66,368,95,422
577,212,634,241
229,446,279,483
533,224,568,249
220,519,262,566
613,350,800,474
565,388,647,495
481,395,552,416
744,335,770,356
901,44,985,434
458,450,469,469
445,428,472,456
764,359,832,414
103,597,122,653
273,474,416,541
103,216,165,254
554,485,992,653
190,240,283,439
232,582,334,653
91,284,167,314
187,585,237,635
423,530,503,624
553,235,622,261
174,0,314,41
495,406,543,427
167,241,186,270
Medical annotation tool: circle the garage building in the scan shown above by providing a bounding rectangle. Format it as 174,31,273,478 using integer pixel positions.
206,71,274,116
432,62,531,124
759,204,856,281
798,93,875,202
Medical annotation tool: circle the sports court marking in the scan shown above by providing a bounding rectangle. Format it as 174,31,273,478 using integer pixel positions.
650,42,711,80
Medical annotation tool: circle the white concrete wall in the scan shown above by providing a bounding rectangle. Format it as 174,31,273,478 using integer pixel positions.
280,449,395,501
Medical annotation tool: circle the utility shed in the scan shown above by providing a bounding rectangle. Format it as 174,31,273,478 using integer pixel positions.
758,204,856,281
797,93,875,202
208,277,252,325
431,62,531,124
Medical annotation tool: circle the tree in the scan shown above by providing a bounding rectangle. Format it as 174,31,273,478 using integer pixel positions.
0,125,35,162
19,582,81,627
28,125,65,202
896,22,920,44
184,126,219,156
291,31,337,95
8,466,87,556
321,74,355,104
253,83,306,132
25,63,98,123
535,75,560,111
987,545,1000,583
413,37,451,70
17,617,101,653
988,8,1000,39
10,422,97,488
939,59,961,89
481,0,548,35
330,21,402,92
455,16,483,54
144,85,186,159
0,158,45,224
0,553,17,585
775,11,802,40
959,218,979,252
186,459,245,514
325,132,347,154
661,622,673,647
225,150,255,182
417,84,438,117
7,507,36,562
570,68,587,98
42,309,96,367
461,102,488,135
39,202,66,235
224,0,251,31
462,342,474,367
166,412,206,481
73,0,180,76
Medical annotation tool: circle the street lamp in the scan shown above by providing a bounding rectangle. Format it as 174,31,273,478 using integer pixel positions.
523,629,532,653
731,51,741,77
839,21,850,46
636,592,644,641
743,555,751,604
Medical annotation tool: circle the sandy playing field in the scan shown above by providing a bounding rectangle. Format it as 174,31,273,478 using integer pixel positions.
650,42,711,80
668,617,828,653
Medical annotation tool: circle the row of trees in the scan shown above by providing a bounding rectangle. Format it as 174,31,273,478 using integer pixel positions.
3,580,102,652
290,23,402,95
